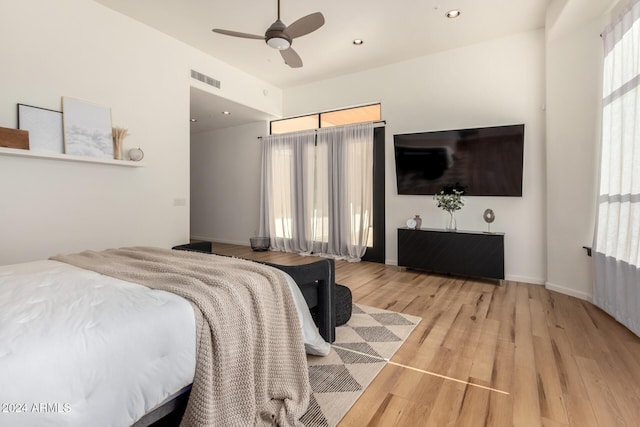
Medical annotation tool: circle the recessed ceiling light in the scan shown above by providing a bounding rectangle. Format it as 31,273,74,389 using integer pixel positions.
353,39,364,45
446,10,461,18
222,111,231,115
190,118,197,122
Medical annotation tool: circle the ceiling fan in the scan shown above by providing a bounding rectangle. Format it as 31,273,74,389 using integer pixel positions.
212,0,324,68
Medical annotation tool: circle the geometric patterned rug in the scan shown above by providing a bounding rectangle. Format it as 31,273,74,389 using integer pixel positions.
301,304,422,426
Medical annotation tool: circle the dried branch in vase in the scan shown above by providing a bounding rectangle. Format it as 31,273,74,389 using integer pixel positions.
112,127,129,160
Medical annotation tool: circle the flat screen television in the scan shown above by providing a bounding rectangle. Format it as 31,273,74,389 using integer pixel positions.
394,124,524,196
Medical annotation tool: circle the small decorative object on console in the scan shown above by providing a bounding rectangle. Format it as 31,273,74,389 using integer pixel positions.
413,214,422,229
406,218,417,229
483,208,496,233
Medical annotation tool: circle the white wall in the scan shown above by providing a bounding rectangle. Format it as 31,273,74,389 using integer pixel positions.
139,0,615,301
190,121,268,245
0,0,281,265
544,0,620,300
283,30,547,284
7,0,615,300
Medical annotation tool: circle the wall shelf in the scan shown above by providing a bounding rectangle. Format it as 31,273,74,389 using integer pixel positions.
0,146,144,167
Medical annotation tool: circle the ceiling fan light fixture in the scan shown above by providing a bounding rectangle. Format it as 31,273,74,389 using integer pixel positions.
212,2,324,68
267,37,291,50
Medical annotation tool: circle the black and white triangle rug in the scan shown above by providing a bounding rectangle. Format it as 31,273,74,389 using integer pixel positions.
301,304,421,427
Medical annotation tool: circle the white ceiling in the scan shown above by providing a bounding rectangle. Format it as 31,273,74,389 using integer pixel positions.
95,0,550,131
190,86,276,134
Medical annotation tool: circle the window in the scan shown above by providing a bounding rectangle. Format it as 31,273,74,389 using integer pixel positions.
593,0,640,336
270,103,381,135
265,103,385,262
270,114,319,135
260,125,374,260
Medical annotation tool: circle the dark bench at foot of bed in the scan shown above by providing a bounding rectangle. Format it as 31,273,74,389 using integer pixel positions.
172,243,336,343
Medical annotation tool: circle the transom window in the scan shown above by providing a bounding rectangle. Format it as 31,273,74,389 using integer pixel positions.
270,103,381,135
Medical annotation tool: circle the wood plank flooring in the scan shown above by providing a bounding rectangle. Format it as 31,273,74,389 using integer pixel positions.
207,242,640,427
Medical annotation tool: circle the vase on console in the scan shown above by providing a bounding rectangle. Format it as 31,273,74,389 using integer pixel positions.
446,211,457,231
413,214,422,229
434,183,465,232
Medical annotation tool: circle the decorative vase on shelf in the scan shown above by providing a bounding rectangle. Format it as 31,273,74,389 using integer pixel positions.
113,139,123,160
446,211,457,231
413,214,422,229
112,127,128,161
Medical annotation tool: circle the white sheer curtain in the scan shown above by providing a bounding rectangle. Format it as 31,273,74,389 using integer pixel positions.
259,123,374,261
316,124,373,260
593,0,640,336
259,130,316,254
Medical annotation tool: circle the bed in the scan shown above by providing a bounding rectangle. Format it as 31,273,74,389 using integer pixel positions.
0,247,335,427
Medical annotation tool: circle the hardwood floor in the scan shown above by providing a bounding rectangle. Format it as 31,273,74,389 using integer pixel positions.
208,242,640,426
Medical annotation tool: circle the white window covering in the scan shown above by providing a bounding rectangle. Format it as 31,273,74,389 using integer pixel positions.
593,0,640,336
259,123,374,261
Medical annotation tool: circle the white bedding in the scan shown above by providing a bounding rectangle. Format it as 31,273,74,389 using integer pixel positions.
0,259,328,427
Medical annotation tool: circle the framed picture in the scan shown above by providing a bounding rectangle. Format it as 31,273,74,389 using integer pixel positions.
17,104,64,153
62,97,113,158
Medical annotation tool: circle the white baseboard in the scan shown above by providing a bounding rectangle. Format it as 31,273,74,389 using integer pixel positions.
505,274,545,285
545,281,593,302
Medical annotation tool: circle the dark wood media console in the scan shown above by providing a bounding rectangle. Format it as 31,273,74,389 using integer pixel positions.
397,227,505,282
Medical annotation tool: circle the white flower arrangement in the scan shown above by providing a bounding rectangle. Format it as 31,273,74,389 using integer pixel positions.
434,184,465,212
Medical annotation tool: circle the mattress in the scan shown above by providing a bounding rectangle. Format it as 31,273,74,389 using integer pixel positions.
0,259,328,427
0,260,195,426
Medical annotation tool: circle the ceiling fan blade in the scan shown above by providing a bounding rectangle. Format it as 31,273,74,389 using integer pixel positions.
212,29,264,40
280,47,303,68
284,12,324,39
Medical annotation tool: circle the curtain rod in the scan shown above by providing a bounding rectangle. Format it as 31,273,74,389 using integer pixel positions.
257,120,386,139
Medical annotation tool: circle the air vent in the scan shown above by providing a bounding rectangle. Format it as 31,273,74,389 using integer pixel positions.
190,69,221,89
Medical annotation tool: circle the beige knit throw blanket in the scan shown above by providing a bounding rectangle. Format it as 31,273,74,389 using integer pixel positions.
51,247,310,427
